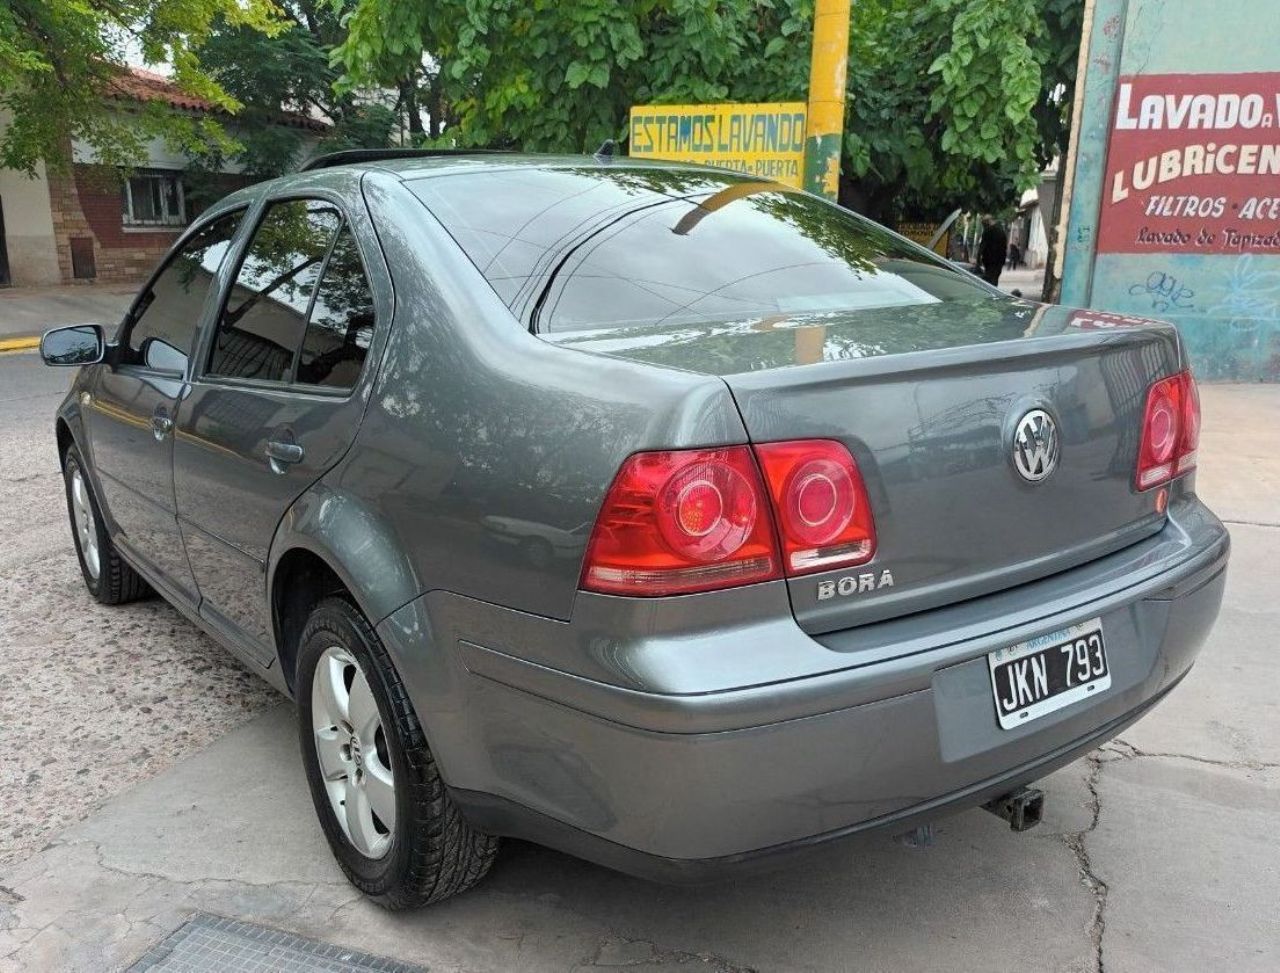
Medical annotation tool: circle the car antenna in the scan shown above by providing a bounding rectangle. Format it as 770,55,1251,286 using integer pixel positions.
594,139,617,163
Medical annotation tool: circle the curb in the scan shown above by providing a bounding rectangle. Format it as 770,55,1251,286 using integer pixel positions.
0,335,41,353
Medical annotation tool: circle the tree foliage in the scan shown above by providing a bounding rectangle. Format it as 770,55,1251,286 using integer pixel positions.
190,1,396,185
0,0,282,174
843,0,1080,219
334,0,1083,222
2,0,1083,223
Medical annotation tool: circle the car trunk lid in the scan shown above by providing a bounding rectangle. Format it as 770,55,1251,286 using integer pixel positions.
547,299,1184,633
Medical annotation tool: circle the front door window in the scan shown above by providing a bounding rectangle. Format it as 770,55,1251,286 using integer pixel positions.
121,210,244,373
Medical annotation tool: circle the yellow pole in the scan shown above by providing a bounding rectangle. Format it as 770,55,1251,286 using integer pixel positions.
804,0,852,200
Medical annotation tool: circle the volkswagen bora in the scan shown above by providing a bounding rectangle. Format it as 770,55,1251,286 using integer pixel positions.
41,151,1229,908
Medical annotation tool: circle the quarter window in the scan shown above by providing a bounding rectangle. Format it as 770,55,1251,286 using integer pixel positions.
122,209,243,372
295,227,376,389
209,200,342,383
123,170,186,227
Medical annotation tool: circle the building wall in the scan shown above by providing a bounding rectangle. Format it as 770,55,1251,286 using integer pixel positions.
0,162,62,287
1060,0,1280,381
1024,206,1048,269
46,156,253,285
0,111,62,287
47,163,184,283
1,111,312,287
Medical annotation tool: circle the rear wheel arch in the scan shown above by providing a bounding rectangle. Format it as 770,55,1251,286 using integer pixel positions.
271,547,361,695
268,485,422,693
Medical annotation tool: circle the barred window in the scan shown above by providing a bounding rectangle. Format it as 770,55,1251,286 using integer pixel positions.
122,170,186,227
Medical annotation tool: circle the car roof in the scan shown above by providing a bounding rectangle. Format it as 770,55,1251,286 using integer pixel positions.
277,150,756,186
326,152,734,181
206,152,769,220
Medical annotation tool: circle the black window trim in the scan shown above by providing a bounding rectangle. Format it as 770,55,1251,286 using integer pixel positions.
196,191,376,400
286,221,345,384
113,203,251,380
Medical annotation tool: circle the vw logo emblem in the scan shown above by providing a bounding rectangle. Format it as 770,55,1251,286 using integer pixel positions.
1012,409,1059,482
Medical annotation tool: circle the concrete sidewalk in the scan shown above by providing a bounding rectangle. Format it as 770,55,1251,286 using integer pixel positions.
0,383,1276,972
0,282,135,342
998,266,1045,297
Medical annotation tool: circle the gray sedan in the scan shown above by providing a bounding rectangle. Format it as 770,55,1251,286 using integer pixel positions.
41,151,1228,908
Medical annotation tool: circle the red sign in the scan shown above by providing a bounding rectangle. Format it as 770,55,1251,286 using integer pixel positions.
1068,308,1158,330
1097,72,1280,254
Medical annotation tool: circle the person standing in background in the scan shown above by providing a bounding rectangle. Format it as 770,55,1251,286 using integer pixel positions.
978,215,1008,286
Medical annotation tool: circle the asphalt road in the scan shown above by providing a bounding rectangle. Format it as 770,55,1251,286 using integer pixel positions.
0,346,1276,972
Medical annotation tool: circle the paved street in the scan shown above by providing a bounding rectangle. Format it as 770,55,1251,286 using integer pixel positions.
0,354,278,870
0,345,1276,972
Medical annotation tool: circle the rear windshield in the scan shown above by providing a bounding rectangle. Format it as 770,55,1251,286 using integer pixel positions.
409,166,991,334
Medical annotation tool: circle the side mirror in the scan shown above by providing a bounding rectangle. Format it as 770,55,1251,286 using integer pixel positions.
40,324,105,367
141,336,188,373
1010,288,1024,299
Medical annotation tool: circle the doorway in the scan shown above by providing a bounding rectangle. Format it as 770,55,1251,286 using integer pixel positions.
0,195,11,287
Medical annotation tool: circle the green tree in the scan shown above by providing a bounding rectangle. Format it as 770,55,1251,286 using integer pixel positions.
189,1,397,188
842,0,1082,220
333,0,1083,223
0,0,282,174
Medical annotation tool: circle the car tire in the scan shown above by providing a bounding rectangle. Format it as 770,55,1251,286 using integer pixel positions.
296,595,498,909
62,445,151,605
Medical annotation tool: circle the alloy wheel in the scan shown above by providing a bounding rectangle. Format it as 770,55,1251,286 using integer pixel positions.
311,645,396,858
70,464,100,580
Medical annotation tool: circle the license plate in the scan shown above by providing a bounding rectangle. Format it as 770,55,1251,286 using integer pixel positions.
987,618,1110,730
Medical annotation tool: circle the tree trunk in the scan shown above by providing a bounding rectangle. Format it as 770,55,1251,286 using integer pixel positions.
839,176,897,225
400,76,423,137
427,74,442,140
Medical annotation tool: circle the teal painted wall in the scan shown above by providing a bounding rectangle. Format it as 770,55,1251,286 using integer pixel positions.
1060,0,1280,381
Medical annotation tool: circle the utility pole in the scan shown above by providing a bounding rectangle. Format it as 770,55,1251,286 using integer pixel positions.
803,0,852,200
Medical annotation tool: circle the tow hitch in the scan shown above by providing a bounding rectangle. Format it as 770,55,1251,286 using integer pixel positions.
983,786,1045,832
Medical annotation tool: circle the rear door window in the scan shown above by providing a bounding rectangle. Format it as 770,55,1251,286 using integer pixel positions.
209,199,342,383
122,210,243,372
294,226,376,390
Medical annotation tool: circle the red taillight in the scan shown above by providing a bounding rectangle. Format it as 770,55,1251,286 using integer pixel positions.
1178,371,1200,476
580,447,780,596
581,440,879,595
1136,370,1199,490
754,440,877,575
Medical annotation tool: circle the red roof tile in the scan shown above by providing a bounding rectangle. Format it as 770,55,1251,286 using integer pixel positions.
106,67,328,132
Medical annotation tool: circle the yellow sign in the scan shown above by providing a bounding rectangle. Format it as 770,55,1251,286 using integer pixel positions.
628,102,808,189
897,222,951,257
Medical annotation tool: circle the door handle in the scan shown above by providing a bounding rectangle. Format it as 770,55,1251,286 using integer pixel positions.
150,413,173,441
265,439,304,473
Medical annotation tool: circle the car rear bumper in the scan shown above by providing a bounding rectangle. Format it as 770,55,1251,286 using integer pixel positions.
447,676,1181,883
378,495,1229,878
